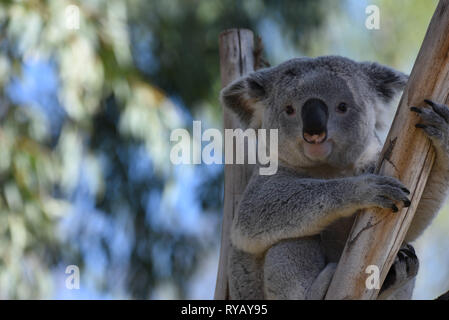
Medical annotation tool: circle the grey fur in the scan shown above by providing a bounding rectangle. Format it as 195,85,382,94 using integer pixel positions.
378,244,419,300
221,56,449,300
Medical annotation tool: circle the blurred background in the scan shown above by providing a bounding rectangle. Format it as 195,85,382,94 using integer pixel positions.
0,0,447,299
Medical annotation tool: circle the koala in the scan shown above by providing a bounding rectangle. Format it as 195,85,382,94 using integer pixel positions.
220,56,449,300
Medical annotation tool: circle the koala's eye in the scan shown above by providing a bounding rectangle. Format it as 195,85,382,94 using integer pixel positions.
285,105,295,115
336,103,348,113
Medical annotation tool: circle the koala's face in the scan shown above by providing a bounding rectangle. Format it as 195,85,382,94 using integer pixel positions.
267,68,371,169
221,56,407,170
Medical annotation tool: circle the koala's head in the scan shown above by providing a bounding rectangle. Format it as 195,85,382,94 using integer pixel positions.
220,56,407,171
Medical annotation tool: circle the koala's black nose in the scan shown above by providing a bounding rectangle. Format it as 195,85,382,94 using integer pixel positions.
301,98,328,144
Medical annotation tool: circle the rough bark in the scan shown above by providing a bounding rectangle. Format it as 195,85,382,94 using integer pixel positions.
214,29,255,299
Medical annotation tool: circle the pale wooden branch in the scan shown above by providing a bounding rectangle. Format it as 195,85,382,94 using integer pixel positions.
436,289,449,300
214,29,255,300
325,0,449,300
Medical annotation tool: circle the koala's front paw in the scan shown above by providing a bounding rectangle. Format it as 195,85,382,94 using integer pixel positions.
411,99,449,159
380,243,419,295
358,174,411,212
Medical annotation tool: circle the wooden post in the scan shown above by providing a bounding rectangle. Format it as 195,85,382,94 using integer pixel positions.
325,0,449,300
214,29,256,299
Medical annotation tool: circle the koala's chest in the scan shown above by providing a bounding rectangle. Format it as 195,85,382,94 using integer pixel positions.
320,215,357,262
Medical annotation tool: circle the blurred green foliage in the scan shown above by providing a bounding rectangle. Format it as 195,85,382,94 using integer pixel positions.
0,0,330,298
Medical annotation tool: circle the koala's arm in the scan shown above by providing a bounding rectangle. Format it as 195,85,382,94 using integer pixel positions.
231,169,410,255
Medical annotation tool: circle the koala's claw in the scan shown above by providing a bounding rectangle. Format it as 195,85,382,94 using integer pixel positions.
424,99,436,107
410,106,422,114
396,244,419,276
411,100,449,155
380,243,419,297
424,99,449,123
361,174,411,212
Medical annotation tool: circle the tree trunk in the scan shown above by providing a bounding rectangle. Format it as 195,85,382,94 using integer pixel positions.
214,29,255,299
325,0,449,300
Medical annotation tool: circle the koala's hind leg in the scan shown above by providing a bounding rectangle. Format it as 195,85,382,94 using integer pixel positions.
228,245,265,299
305,262,337,299
378,243,419,300
263,237,328,300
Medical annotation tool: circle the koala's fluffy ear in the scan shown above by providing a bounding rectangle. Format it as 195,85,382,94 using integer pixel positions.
359,62,409,102
220,70,271,128
360,62,409,135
